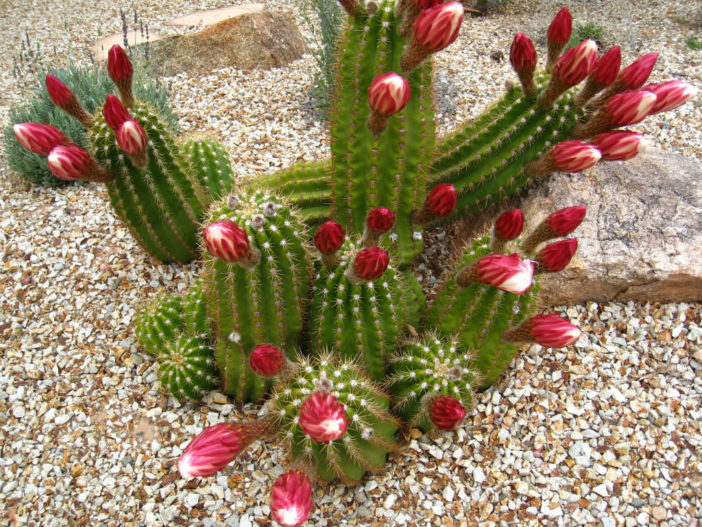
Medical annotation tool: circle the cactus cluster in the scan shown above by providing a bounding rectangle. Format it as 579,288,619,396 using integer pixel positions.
10,0,697,525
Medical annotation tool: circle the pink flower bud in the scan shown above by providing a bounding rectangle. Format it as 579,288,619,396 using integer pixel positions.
313,221,345,254
547,206,587,237
178,422,253,478
547,7,572,45
529,314,581,347
249,344,284,377
413,0,444,8
619,53,658,90
13,122,67,156
509,32,537,73
590,46,621,87
429,395,466,431
203,220,250,263
368,73,411,116
592,131,649,161
426,183,457,217
366,207,395,233
353,247,390,281
102,94,131,131
45,74,74,106
538,238,577,272
476,253,534,294
116,120,147,155
299,392,349,443
47,144,92,181
107,45,134,82
645,80,698,114
270,471,314,527
606,89,657,126
413,1,464,52
549,141,602,172
554,39,598,86
494,209,524,240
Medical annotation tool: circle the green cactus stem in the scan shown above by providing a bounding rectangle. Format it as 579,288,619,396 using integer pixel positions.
386,334,478,431
269,354,400,483
204,191,310,402
182,137,236,201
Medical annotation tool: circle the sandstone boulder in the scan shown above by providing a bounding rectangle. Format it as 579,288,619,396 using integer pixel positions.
143,11,307,76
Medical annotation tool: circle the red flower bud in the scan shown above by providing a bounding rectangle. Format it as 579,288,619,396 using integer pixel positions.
429,395,467,431
116,120,147,155
538,238,577,272
509,32,537,73
47,144,92,181
476,253,534,294
589,46,621,87
413,1,464,52
413,0,444,8
178,422,257,478
645,80,698,114
529,314,581,347
549,141,601,172
249,344,284,377
368,73,412,116
299,392,349,443
107,44,134,82
313,221,345,254
270,471,314,527
494,209,524,240
606,89,657,126
592,131,649,161
618,53,658,90
13,122,68,156
547,7,572,45
554,39,598,86
45,74,74,106
203,220,251,263
353,247,390,280
546,206,587,237
366,207,395,233
425,183,457,217
102,94,131,131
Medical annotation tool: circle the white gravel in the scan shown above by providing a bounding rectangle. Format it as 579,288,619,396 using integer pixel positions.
0,0,700,525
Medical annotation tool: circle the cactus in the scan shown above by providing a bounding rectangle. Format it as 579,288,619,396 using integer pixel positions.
202,191,311,402
11,47,233,263
135,281,218,400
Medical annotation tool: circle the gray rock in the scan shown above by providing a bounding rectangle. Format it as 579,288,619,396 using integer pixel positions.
529,148,702,304
142,11,307,76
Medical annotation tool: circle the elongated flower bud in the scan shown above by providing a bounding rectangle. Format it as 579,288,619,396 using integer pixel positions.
203,220,257,265
352,247,389,281
607,89,657,126
645,80,698,114
102,94,131,131
505,314,581,348
509,32,537,97
270,471,314,527
107,45,135,107
368,73,411,117
116,120,147,155
412,183,457,226
401,2,463,71
592,131,649,161
546,7,572,71
299,392,349,443
178,421,270,478
366,207,396,233
536,238,578,272
46,74,95,129
619,53,658,91
521,206,586,254
47,144,92,180
13,122,67,156
574,46,621,106
550,141,601,172
539,39,598,107
494,209,524,241
429,395,466,431
249,344,284,377
458,253,534,294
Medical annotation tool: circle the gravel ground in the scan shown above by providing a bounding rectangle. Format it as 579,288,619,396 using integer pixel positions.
1,0,701,526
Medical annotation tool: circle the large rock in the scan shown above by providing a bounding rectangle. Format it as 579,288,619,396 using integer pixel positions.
526,148,702,304
143,11,307,76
